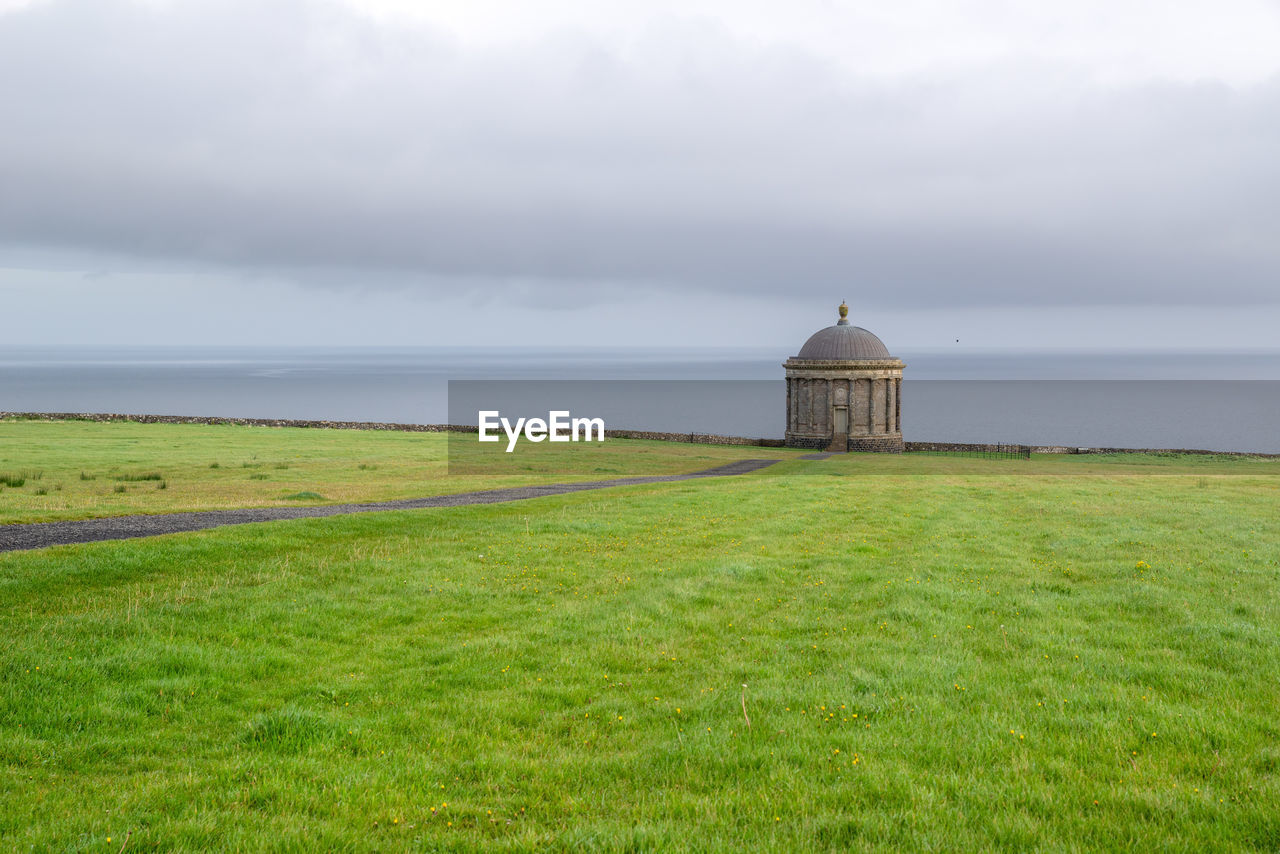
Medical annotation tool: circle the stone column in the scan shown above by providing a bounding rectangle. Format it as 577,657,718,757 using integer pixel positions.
783,378,793,435
895,378,902,433
871,379,883,433
825,379,833,433
886,376,896,433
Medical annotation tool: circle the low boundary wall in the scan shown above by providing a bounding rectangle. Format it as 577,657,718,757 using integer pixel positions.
1,412,1274,458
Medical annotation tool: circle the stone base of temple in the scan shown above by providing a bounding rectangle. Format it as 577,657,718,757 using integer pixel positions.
784,433,832,450
785,432,904,453
845,433,904,453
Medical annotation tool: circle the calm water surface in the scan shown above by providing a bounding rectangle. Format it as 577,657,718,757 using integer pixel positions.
2,347,1279,452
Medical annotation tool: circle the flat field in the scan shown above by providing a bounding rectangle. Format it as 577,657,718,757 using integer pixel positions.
2,420,1279,851
0,418,794,524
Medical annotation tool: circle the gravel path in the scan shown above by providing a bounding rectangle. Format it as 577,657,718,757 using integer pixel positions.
0,459,780,553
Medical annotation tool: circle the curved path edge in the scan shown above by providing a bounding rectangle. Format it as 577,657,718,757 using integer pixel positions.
0,459,779,554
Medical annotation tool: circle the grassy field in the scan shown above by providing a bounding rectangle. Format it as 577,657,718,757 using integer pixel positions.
2,422,1279,850
0,418,800,524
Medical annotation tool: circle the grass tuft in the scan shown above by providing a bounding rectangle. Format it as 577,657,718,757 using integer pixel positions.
282,491,325,501
0,473,24,488
241,709,340,754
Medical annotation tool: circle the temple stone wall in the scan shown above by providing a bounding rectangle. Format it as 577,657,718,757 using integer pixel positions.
853,378,870,436
783,360,904,453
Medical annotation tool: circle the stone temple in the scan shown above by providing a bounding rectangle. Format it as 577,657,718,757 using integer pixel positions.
784,303,905,452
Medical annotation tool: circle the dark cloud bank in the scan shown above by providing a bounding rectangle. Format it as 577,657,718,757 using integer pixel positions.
2,0,1278,314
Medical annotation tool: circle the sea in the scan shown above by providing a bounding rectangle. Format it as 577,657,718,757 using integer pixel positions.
2,347,1280,453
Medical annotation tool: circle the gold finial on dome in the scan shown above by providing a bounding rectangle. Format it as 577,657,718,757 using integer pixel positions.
836,300,850,326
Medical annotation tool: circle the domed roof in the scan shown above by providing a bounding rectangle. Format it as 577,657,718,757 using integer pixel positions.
795,302,892,360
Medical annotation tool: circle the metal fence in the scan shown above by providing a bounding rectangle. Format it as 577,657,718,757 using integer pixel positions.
905,443,1032,460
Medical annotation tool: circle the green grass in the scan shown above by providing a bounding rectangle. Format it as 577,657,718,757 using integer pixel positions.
1,423,1279,849
0,418,800,524
114,471,165,482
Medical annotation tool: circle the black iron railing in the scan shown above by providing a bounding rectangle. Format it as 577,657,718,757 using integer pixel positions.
905,443,1031,460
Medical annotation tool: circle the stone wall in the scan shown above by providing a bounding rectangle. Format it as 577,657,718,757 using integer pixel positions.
784,360,905,452
853,378,870,435
0,411,475,433
783,434,832,450
603,429,786,447
905,440,1278,458
848,434,904,453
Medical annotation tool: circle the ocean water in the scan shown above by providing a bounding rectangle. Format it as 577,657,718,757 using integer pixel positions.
2,347,1279,452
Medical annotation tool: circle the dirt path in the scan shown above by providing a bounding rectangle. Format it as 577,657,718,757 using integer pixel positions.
0,459,780,553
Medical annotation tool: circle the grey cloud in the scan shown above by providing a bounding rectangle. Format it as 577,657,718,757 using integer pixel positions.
1,0,1278,310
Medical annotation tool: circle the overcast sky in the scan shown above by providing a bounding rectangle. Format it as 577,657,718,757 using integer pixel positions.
2,0,1278,350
